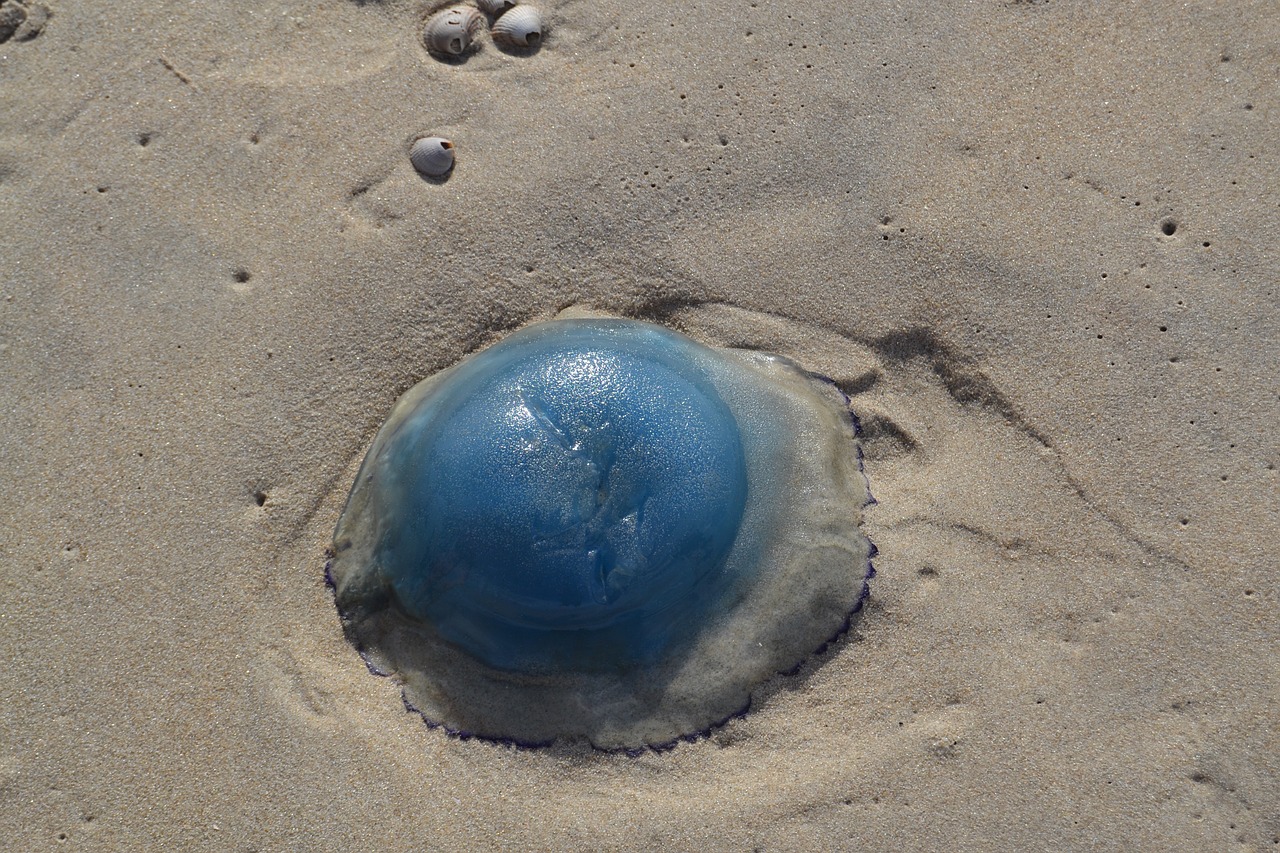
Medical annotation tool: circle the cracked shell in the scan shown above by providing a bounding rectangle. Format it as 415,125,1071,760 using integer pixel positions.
477,0,516,14
409,136,456,177
491,5,543,48
424,5,484,57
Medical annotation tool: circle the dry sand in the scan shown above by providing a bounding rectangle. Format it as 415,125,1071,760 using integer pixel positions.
1,0,1277,849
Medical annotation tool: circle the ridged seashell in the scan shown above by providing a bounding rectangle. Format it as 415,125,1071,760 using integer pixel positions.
423,6,484,57
409,136,456,177
477,0,516,15
491,6,543,48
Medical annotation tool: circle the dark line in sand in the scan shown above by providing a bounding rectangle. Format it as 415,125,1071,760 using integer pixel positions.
885,516,1061,560
158,56,197,91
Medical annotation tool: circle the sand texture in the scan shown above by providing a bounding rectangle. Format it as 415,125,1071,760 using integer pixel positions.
1,0,1277,849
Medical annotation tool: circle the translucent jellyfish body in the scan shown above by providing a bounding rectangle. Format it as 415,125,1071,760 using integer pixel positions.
329,314,874,748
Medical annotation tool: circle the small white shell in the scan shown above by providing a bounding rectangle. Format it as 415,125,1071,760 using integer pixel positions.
477,0,516,15
409,136,456,177
491,6,544,48
423,6,484,57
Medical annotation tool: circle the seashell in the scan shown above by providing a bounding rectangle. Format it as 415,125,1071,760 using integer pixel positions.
328,311,874,749
491,5,544,48
476,0,516,15
409,136,456,177
423,5,484,57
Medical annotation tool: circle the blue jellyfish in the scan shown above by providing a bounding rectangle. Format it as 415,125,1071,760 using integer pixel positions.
329,311,874,748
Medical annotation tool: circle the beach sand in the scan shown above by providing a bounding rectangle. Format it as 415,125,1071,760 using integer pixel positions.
1,0,1276,849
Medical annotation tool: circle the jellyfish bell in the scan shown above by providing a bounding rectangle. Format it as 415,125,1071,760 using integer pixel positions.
328,311,874,748
355,323,749,673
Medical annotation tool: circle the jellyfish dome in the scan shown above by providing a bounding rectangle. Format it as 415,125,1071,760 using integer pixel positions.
328,311,874,748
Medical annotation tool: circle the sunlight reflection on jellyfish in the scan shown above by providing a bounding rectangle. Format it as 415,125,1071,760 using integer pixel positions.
327,309,874,749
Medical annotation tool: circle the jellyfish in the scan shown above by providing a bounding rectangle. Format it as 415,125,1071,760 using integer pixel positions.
328,310,874,748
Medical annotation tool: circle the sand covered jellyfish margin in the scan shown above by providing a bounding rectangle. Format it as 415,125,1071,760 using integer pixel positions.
324,312,877,751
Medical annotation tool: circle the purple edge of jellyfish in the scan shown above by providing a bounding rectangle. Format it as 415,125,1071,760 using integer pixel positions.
321,369,878,756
